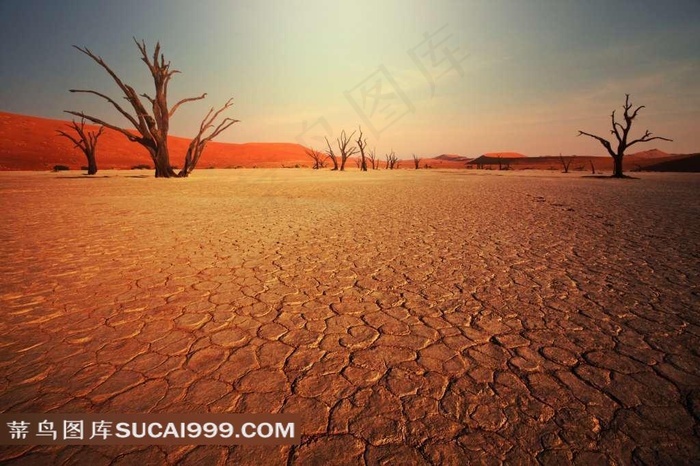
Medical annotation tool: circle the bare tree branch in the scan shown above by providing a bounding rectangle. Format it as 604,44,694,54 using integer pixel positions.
337,129,358,171
179,98,238,176
169,93,207,118
324,136,339,170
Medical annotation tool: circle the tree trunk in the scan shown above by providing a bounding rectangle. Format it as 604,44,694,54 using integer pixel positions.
86,153,98,175
153,145,176,178
612,154,624,178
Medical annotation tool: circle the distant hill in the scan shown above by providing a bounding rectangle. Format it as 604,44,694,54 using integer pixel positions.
435,154,471,162
0,111,312,170
641,154,700,172
628,148,670,159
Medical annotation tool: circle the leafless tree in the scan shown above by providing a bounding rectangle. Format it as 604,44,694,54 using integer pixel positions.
180,99,238,177
356,127,368,172
305,147,328,169
412,154,421,169
324,137,339,170
559,153,575,173
589,159,596,175
385,150,399,169
337,129,358,171
66,39,236,178
578,94,672,178
56,118,104,175
367,148,378,170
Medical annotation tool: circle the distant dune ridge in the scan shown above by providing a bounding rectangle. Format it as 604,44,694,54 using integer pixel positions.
0,111,697,172
0,112,311,170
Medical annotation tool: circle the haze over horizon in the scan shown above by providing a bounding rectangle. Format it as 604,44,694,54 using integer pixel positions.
1,0,698,157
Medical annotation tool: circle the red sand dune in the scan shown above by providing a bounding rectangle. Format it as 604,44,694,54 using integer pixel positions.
0,111,312,170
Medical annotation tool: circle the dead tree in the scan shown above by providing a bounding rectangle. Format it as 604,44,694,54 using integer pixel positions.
559,153,575,173
337,129,358,171
578,94,672,178
305,147,328,169
385,150,399,169
412,154,421,169
56,119,103,175
180,99,238,177
589,159,596,175
324,137,339,170
367,148,378,169
66,39,235,178
356,127,368,172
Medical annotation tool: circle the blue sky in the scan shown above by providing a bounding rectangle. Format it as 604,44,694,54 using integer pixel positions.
1,0,698,156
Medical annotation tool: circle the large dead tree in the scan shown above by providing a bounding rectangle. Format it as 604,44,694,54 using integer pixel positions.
66,39,235,178
578,94,672,178
337,129,358,171
356,127,368,172
324,137,339,170
305,147,328,169
56,118,104,175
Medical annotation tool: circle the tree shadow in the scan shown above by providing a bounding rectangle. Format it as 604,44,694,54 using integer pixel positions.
582,175,640,180
54,174,151,179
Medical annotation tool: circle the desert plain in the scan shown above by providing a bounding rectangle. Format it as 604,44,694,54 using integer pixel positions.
0,168,699,465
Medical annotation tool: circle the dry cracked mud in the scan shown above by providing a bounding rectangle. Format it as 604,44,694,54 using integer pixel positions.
1,169,699,465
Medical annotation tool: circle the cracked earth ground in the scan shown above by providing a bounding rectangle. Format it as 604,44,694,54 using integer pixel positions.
0,169,699,465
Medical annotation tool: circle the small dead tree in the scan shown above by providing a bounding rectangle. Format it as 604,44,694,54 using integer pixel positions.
356,127,368,172
56,118,103,175
589,160,596,174
324,137,339,170
180,99,238,177
337,129,358,171
305,147,328,169
559,153,575,173
412,154,421,169
578,94,672,178
66,39,235,178
385,150,399,169
367,148,378,169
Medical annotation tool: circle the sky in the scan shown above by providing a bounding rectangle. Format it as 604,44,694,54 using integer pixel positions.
1,0,698,157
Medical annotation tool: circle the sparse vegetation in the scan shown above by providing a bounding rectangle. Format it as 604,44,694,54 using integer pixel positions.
305,147,328,169
412,154,421,169
578,94,672,178
337,129,358,171
559,153,575,173
385,150,399,170
356,127,368,172
56,118,103,175
367,148,378,170
66,39,237,178
324,137,339,171
52,165,70,172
